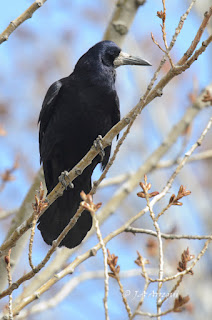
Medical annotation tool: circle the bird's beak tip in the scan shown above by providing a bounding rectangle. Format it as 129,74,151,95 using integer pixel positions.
141,60,152,67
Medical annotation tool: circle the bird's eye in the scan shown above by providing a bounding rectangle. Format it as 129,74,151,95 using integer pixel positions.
102,51,117,66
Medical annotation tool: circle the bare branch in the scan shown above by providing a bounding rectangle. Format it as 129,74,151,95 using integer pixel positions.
29,183,47,271
107,249,132,318
125,227,212,241
0,0,47,45
153,0,174,67
103,0,146,47
99,149,212,189
8,269,142,319
80,193,109,320
156,149,212,168
0,209,17,220
131,253,150,319
149,239,210,283
178,6,212,66
140,175,164,315
5,249,13,320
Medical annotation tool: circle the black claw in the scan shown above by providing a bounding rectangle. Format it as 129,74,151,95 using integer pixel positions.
94,135,105,162
59,171,74,189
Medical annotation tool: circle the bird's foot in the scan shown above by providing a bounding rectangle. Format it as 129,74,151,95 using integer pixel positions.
93,135,105,161
59,171,74,190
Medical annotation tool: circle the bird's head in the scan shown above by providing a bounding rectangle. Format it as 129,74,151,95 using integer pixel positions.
74,40,151,74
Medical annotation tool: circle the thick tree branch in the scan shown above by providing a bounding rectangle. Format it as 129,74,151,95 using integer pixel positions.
103,0,146,47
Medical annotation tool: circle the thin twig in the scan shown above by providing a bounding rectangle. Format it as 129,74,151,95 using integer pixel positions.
145,116,212,224
144,179,164,316
28,213,39,271
29,182,48,270
178,6,212,66
134,307,174,318
80,193,109,320
158,275,183,307
153,0,174,67
151,32,167,54
98,149,212,188
157,149,212,168
184,34,212,67
116,275,132,317
5,250,13,320
0,158,19,192
161,0,168,50
168,0,197,53
131,254,150,319
125,227,212,240
93,214,109,320
148,239,210,283
0,0,47,45
107,250,132,318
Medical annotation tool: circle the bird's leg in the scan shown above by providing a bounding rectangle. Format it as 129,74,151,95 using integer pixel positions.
93,135,105,162
59,171,74,190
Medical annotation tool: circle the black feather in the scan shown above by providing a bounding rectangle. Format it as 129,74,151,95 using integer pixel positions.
38,41,120,248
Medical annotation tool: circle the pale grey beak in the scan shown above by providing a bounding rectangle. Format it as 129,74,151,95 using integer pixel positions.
114,51,151,68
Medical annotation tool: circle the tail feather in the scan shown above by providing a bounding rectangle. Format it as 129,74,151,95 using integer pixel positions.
38,172,93,248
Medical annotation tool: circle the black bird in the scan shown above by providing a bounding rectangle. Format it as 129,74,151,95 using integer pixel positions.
38,40,151,248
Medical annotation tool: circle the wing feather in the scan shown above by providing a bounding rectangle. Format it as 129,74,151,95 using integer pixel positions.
38,80,63,163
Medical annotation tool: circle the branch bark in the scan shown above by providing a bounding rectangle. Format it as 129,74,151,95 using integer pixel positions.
125,227,212,240
0,0,47,45
103,0,146,47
